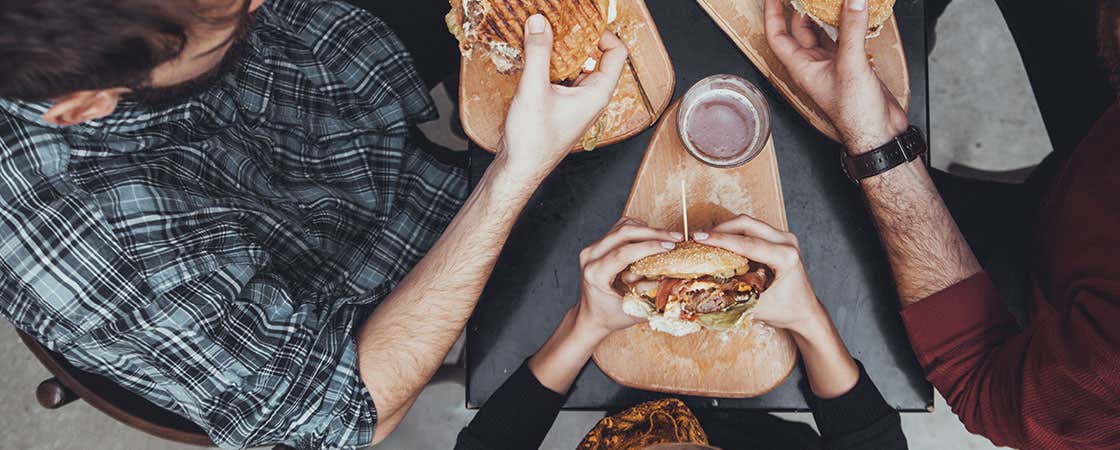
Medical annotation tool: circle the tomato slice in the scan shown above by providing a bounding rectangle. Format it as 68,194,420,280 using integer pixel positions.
654,278,683,311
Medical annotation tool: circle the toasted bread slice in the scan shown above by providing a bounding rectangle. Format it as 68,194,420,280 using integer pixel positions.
448,0,610,82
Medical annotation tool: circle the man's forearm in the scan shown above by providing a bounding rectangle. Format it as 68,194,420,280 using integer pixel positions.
357,156,544,443
861,159,981,306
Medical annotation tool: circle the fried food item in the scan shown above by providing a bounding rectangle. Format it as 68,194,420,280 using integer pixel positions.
578,398,709,450
447,0,611,82
788,0,896,39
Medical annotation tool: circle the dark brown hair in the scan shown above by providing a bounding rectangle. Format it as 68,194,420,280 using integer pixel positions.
0,0,244,102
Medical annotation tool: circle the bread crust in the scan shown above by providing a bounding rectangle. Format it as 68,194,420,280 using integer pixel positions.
627,241,749,280
789,0,895,35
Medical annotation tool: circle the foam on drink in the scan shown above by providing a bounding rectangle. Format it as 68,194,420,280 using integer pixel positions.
683,90,760,160
677,75,771,168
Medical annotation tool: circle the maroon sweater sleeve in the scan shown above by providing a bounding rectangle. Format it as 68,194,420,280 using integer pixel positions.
900,273,1120,449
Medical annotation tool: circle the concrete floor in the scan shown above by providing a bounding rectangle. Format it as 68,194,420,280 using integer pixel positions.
1,0,1052,448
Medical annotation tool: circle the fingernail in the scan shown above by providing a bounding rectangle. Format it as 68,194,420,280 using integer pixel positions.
661,242,676,250
528,14,546,34
669,232,684,241
693,232,709,241
848,0,866,11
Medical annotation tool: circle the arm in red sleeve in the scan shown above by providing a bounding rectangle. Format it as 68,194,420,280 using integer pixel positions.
900,273,1120,449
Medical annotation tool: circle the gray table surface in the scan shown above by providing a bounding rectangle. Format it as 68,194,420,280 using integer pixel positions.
465,0,931,412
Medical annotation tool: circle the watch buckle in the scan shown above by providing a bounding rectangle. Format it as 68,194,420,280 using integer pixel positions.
897,127,921,162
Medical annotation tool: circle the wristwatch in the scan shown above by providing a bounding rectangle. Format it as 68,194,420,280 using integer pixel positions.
841,126,927,183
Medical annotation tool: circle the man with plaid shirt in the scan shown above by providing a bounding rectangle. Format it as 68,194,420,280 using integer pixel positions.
0,0,629,448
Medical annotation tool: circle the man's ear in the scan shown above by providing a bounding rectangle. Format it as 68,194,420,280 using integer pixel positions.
249,0,266,13
42,90,122,126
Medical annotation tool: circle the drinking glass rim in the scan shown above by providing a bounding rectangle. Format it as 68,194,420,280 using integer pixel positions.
677,74,772,169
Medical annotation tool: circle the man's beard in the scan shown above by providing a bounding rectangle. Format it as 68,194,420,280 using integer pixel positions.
1101,0,1120,96
124,12,253,109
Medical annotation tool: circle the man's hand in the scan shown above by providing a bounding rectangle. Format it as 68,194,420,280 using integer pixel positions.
763,0,908,154
697,214,859,399
575,218,682,335
696,215,824,336
359,16,629,445
497,14,628,178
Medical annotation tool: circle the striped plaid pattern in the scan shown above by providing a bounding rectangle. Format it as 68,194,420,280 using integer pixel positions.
0,1,467,448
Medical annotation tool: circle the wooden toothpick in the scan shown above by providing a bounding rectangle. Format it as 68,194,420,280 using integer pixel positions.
681,179,689,241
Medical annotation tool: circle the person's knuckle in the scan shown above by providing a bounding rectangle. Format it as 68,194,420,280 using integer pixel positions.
581,264,599,281
780,246,800,265
787,233,800,250
579,247,592,264
618,223,641,234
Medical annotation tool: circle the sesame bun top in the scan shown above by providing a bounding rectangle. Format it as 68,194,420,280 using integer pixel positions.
627,241,750,280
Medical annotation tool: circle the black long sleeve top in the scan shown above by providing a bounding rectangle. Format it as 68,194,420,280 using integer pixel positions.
454,359,906,450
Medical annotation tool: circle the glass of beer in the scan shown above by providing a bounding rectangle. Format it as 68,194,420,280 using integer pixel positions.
677,74,772,168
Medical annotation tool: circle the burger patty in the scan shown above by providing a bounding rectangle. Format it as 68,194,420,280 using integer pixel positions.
631,268,769,316
689,287,735,314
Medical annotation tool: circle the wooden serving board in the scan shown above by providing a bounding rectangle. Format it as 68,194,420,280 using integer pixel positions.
459,0,675,152
695,0,910,141
592,101,798,398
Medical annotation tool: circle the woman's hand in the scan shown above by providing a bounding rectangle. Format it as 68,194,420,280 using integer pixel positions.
762,0,908,154
695,215,824,336
575,218,683,336
496,14,628,179
697,215,859,399
529,218,680,394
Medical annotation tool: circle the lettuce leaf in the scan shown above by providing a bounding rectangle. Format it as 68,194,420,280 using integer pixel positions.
697,295,758,332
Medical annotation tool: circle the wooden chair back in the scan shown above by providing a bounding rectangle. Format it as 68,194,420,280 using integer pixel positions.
18,330,217,446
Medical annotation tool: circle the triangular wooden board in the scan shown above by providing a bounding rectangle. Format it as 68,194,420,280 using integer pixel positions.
459,0,675,152
695,0,910,141
592,100,797,398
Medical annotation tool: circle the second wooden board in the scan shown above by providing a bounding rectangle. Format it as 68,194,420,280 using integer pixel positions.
695,0,910,141
458,0,675,152
592,100,797,398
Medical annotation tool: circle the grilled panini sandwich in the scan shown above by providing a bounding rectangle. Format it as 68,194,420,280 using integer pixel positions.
447,0,615,82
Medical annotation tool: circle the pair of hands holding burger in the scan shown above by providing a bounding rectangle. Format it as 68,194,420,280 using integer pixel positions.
552,215,859,400
576,215,830,344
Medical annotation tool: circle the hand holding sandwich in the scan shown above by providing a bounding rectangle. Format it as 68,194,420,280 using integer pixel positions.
577,218,684,335
696,216,824,335
699,215,859,399
358,17,628,444
497,14,628,179
763,0,908,154
530,218,681,393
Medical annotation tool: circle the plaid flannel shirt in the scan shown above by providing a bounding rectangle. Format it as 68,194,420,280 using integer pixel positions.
0,1,468,448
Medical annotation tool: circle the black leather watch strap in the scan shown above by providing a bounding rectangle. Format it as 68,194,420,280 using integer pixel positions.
841,126,927,183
